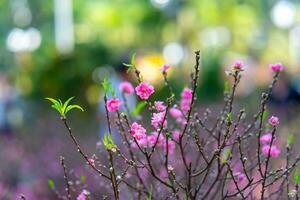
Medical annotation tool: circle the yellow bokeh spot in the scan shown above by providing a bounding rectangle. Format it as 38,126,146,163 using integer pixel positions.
136,54,166,84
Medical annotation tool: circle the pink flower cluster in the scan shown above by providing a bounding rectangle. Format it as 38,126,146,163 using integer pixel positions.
154,101,166,112
119,81,134,94
131,131,176,154
180,88,193,112
151,112,167,129
269,63,284,72
130,122,147,141
262,145,280,158
135,82,155,100
77,190,90,200
107,98,122,112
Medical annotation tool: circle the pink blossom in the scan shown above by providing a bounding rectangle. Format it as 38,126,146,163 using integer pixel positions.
154,101,166,112
172,130,181,141
234,172,246,182
107,98,122,112
262,145,281,157
269,63,284,72
77,190,90,200
151,112,167,129
180,99,191,112
147,132,165,147
268,116,279,126
135,82,155,100
119,81,134,94
160,64,171,71
88,158,95,165
233,60,244,71
181,88,193,100
131,136,147,148
130,122,147,141
164,140,175,154
260,133,273,144
170,107,183,118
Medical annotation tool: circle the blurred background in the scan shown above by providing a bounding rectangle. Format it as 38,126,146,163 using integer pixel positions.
1,0,300,199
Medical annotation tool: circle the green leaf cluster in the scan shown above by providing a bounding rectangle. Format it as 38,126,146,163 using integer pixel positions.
131,101,147,117
221,149,231,164
103,132,116,150
45,97,84,117
123,53,136,73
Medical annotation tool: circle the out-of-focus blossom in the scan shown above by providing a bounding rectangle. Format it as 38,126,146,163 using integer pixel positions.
262,145,281,157
172,130,181,141
232,60,244,71
130,122,147,141
154,101,166,112
135,82,155,100
180,99,191,112
170,107,183,118
269,63,284,72
260,133,273,143
151,112,167,129
268,116,280,126
77,189,90,200
119,81,134,95
131,136,147,148
234,172,246,182
159,64,171,71
147,132,165,147
181,88,193,100
164,140,175,154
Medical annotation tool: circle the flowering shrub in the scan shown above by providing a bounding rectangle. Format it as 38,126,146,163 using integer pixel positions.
40,51,300,200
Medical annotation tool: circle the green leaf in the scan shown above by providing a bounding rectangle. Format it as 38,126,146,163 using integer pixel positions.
102,133,116,150
131,101,147,117
101,78,112,95
80,175,86,183
224,81,229,92
47,179,55,190
110,88,116,97
46,97,83,117
262,111,269,121
65,105,84,114
294,172,300,183
226,112,232,123
287,134,294,146
62,97,74,113
221,149,231,164
131,53,136,66
45,97,59,105
146,185,153,200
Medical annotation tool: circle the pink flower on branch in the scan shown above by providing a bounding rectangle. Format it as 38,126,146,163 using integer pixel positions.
147,132,164,147
260,133,273,144
77,190,90,200
119,81,134,95
232,60,244,71
107,98,122,112
181,88,193,100
135,82,155,100
151,112,167,129
268,116,279,126
170,107,183,118
262,145,281,158
130,122,147,141
159,64,171,71
154,101,166,112
269,63,284,72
